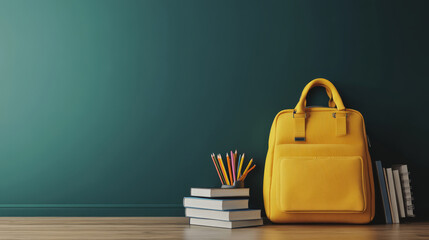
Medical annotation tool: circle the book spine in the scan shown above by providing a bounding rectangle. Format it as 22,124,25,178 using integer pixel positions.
375,161,392,224
386,168,400,223
399,165,415,217
383,168,394,223
393,170,406,218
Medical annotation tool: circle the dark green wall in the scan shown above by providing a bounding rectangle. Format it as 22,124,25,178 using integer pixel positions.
0,0,428,219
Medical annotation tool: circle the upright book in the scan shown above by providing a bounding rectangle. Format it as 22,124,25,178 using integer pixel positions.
375,161,392,224
383,168,394,222
393,169,406,218
375,162,415,224
386,168,400,223
393,164,415,217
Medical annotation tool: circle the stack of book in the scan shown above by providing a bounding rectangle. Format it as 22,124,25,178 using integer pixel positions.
375,161,415,224
183,187,263,229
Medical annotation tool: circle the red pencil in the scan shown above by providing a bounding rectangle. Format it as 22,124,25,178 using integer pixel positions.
211,154,224,185
230,151,236,183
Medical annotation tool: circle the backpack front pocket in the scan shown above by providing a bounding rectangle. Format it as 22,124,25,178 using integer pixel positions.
277,156,366,213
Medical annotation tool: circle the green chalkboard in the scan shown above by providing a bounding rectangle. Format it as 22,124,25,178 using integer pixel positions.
0,0,428,219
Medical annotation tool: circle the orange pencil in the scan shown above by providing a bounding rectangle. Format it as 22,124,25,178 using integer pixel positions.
211,154,224,185
240,164,256,181
226,153,233,185
242,158,253,178
217,154,230,185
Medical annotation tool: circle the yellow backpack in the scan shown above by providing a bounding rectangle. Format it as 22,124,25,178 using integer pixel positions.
263,78,375,223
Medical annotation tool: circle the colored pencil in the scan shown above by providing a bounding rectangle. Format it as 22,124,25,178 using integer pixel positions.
210,150,255,185
242,158,253,178
217,154,230,185
236,154,241,178
230,151,236,182
237,153,244,179
234,150,238,170
226,153,233,185
240,164,256,181
211,154,225,185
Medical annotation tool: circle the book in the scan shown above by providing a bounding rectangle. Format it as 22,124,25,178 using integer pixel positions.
185,208,261,221
393,164,415,217
183,197,248,210
191,188,249,198
383,168,394,222
375,161,392,224
386,168,400,223
189,218,263,229
392,169,406,218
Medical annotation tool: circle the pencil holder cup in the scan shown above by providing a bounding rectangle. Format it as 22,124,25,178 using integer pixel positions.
221,180,244,188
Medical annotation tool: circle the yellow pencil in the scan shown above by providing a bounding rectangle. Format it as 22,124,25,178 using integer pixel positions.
237,153,245,179
217,154,230,185
241,158,253,179
240,164,256,181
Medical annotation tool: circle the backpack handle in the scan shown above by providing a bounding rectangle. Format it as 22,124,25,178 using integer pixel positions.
295,78,345,114
304,87,336,109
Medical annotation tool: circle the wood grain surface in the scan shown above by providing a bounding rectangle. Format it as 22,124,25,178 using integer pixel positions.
0,217,427,240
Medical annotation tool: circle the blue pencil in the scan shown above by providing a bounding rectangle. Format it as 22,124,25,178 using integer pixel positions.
237,153,244,178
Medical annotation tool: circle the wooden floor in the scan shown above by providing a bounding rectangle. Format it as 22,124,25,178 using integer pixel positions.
0,217,427,240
